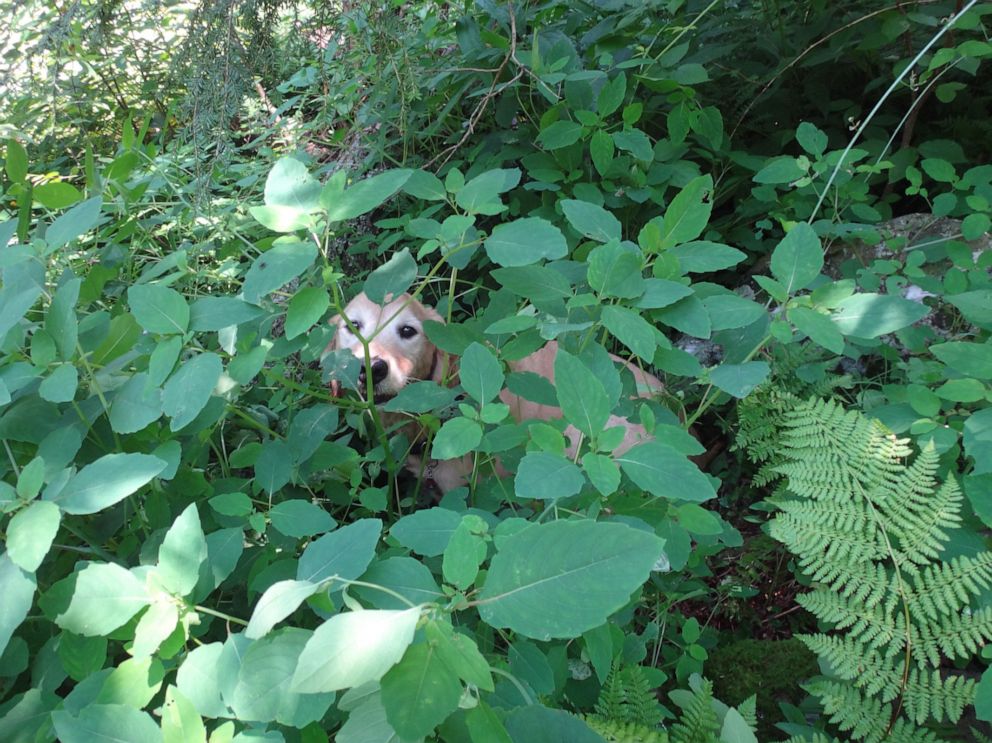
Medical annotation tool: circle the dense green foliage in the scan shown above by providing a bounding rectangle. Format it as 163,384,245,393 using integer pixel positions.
2,1,992,741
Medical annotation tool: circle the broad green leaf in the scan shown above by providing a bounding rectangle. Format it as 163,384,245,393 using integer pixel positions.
654,294,712,339
670,241,747,273
492,265,573,303
560,199,621,243
478,520,664,639
455,168,520,214
442,518,486,590
612,128,653,161
254,439,292,494
921,158,956,183
131,601,179,658
52,704,162,743
677,503,723,535
16,456,44,499
174,643,227,718
601,305,656,359
4,138,27,181
35,182,82,209
57,563,150,635
797,121,828,156
657,175,713,250
946,290,992,329
7,500,60,572
425,620,493,691
263,156,320,211
589,129,615,176
94,656,163,708
57,453,167,515
292,608,420,693
515,452,585,501
769,223,823,293
59,631,107,682
0,261,44,341
46,277,81,360
355,557,444,610
554,350,610,438
269,499,335,538
228,628,334,726
248,205,312,232
162,686,207,743
242,242,318,304
128,284,189,335
789,306,844,354
636,278,693,309
466,703,514,743
38,363,78,403
509,640,555,695
831,294,929,338
381,641,462,738
109,373,163,434
147,337,182,384
617,441,717,502
587,241,644,299
965,408,992,474
537,121,583,149
285,287,330,339
228,344,268,384
189,297,264,331
89,313,141,365
45,197,102,251
583,623,615,684
753,156,804,184
485,218,568,267
597,72,626,117
391,508,463,556
157,504,207,596
721,707,759,743
582,453,621,496
933,342,992,380
297,518,382,584
162,352,223,431
963,213,992,241
382,381,459,414
431,417,482,460
325,169,412,222
0,554,35,656
364,248,417,304
403,169,446,201
245,580,321,639
936,378,986,403
709,361,771,398
460,342,504,404
702,294,766,331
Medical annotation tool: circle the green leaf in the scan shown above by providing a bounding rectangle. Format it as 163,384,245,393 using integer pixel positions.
46,197,102,251
460,343,505,404
255,439,292,495
921,158,956,183
391,508,463,557
245,580,321,639
583,623,615,684
485,218,568,267
721,707,759,743
936,378,986,403
597,72,626,117
131,601,179,659
509,639,555,695
403,170,446,201
52,705,162,743
677,503,723,536
932,341,992,379
963,213,991,241
493,265,573,303
635,278,693,309
455,168,520,214
538,121,583,150
95,656,163,708
0,262,44,341
703,294,766,331
796,121,828,156
325,169,412,222
589,130,615,176
162,352,223,431
442,517,486,590
479,520,664,640
57,563,150,636
89,313,141,366
601,305,656,359
769,223,823,293
505,705,606,743
35,182,82,209
4,139,27,182
561,199,621,243
355,557,443,610
292,608,420,693
831,294,929,338
270,499,335,538
381,381,458,414
381,641,463,738
128,284,190,335
57,453,167,515
162,686,207,743
709,361,771,398
946,289,992,329
612,128,653,161
975,667,992,722
242,242,318,304
753,156,804,184
657,175,713,250
189,297,264,331
264,156,320,212
425,620,493,691
284,287,329,339
46,277,81,360
174,643,226,718
554,349,610,438
0,554,35,656
587,241,644,298
789,306,844,354
157,504,207,596
581,453,621,496
617,441,717,502
109,373,163,434
515,452,585,500
363,248,418,304
654,294,712,339
7,500,60,572
39,363,78,403
248,205,312,232
431,417,483,460
670,241,746,273
297,518,382,585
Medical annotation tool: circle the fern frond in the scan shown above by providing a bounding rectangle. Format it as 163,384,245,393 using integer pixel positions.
799,635,902,699
806,679,895,742
901,668,976,724
905,552,992,621
797,590,903,656
914,607,992,666
889,475,963,567
736,694,757,732
669,678,719,743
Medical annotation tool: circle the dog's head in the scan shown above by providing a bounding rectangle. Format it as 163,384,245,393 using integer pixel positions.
325,292,450,400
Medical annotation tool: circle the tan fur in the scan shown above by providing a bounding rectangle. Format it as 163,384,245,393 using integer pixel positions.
327,293,665,491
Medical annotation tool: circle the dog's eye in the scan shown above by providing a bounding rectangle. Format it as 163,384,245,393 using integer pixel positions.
398,325,418,339
346,318,362,333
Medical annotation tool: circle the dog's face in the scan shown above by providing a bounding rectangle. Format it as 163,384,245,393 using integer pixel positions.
328,293,445,400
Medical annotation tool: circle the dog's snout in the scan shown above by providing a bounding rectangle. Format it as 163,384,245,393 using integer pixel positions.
359,358,389,385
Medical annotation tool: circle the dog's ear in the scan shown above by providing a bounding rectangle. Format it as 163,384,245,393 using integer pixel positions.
417,305,456,385
324,314,341,397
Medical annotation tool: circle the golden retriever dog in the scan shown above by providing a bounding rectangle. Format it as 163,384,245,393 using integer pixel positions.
326,292,665,492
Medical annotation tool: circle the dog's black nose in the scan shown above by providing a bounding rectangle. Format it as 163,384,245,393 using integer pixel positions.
359,358,389,385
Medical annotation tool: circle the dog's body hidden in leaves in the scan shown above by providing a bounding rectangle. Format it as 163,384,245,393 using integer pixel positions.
325,292,669,492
